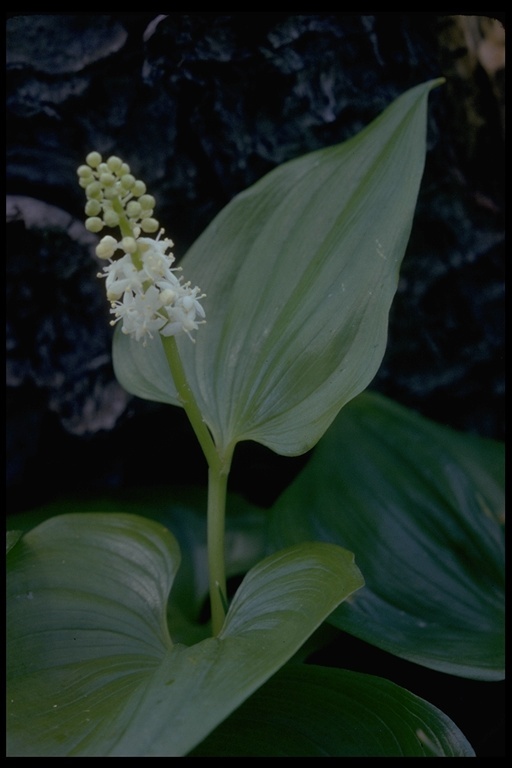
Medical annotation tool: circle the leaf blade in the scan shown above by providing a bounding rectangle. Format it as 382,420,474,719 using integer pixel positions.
267,391,505,679
7,513,363,756
190,664,475,757
114,79,443,456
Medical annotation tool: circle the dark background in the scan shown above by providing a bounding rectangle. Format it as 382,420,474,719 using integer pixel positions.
6,12,505,756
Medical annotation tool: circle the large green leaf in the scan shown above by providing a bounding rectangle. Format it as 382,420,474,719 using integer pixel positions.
190,664,475,756
6,486,268,645
114,79,442,457
7,513,363,756
267,391,505,680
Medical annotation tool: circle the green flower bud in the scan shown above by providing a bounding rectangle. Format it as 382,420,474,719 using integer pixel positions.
103,210,120,227
85,217,104,233
120,174,136,190
126,201,142,218
85,181,103,200
140,217,159,233
86,151,102,168
85,199,102,216
132,180,147,197
77,164,94,179
139,194,156,210
96,235,118,259
100,172,116,187
107,156,123,173
121,236,137,254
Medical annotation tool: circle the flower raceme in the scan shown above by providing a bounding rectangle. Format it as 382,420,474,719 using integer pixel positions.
77,152,205,344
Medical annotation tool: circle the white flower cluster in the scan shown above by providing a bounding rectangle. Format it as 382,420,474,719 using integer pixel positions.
77,152,205,344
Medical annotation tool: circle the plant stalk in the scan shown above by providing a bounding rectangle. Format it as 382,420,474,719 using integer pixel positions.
110,194,233,635
162,336,220,471
207,460,232,636
162,334,233,635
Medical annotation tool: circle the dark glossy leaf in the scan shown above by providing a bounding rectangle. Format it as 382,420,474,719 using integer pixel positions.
268,391,505,679
190,664,475,756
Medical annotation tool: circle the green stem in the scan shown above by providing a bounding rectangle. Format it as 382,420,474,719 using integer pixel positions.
207,456,233,636
112,196,135,237
111,196,144,268
111,197,232,635
161,335,234,635
161,336,219,471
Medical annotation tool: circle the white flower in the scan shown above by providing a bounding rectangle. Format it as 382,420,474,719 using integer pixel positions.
104,250,206,343
139,236,178,283
161,285,206,340
101,254,144,300
110,285,167,344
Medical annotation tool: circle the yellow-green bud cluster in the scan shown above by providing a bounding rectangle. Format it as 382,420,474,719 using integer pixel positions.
77,152,159,237
77,151,206,344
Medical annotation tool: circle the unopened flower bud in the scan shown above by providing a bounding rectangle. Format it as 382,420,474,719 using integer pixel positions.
103,209,120,227
86,151,102,168
160,288,176,305
132,180,147,197
121,174,136,190
100,172,116,187
85,199,102,216
139,194,156,210
140,218,159,233
77,165,94,179
120,237,137,254
106,155,123,173
85,217,104,233
126,201,142,218
85,181,102,200
96,235,118,259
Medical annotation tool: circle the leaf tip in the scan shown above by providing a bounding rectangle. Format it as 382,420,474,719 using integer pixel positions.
429,76,446,90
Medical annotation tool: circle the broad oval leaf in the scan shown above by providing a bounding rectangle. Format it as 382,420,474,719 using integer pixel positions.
7,513,363,756
190,664,475,756
114,79,443,456
6,485,269,646
267,391,505,680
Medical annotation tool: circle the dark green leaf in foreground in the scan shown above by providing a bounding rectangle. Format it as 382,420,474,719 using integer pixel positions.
7,513,363,756
268,391,505,680
114,79,443,457
190,664,475,756
6,486,268,645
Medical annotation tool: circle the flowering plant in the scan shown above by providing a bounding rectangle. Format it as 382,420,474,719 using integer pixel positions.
6,79,504,756
78,152,206,344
